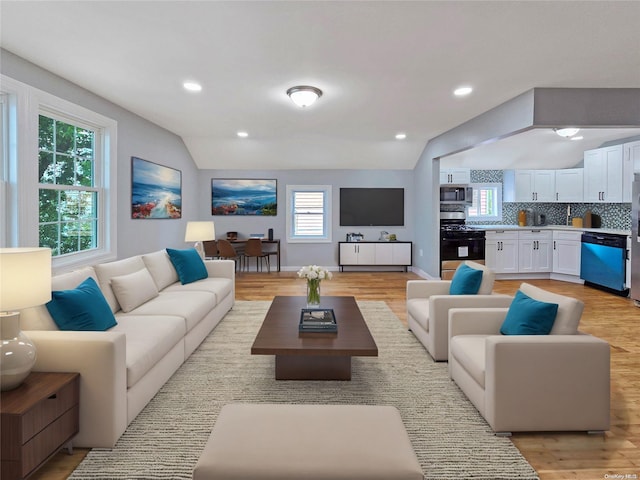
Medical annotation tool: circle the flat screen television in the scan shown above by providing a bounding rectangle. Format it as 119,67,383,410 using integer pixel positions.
340,188,404,226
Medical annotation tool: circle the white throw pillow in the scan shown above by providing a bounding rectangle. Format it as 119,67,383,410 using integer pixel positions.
110,268,159,313
142,250,179,290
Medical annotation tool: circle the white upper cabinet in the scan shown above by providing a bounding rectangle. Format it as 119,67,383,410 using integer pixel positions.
504,170,555,202
583,145,623,203
623,141,640,202
555,168,584,203
440,168,471,185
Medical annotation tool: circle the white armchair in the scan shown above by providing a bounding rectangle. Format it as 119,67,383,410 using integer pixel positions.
447,283,610,435
406,261,511,361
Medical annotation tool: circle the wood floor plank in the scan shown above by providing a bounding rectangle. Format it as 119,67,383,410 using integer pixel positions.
32,272,640,479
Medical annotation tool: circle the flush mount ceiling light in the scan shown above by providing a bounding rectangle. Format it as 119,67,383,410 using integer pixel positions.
286,85,323,108
554,127,580,138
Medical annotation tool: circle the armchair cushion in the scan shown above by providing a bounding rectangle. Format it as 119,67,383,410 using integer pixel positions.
449,263,483,295
519,283,583,335
500,290,558,335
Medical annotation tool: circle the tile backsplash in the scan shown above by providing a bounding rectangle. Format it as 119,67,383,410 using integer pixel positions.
464,170,632,230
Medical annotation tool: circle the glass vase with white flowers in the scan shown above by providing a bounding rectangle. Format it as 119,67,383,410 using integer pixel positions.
297,265,333,307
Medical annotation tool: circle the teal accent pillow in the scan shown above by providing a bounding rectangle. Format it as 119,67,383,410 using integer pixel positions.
449,263,483,295
46,277,117,331
500,290,559,335
166,248,208,285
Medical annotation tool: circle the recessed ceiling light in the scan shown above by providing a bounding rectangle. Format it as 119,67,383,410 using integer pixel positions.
183,82,202,92
237,131,249,138
453,86,473,97
395,133,407,140
570,136,584,141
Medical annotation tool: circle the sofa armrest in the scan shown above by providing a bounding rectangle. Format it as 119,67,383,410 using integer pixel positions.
27,330,128,448
205,259,235,280
406,280,451,300
484,334,610,432
448,307,509,337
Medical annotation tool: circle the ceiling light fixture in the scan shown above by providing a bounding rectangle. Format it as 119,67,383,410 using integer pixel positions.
453,86,473,97
395,133,407,140
183,82,202,92
237,131,249,138
554,127,580,138
286,85,323,108
570,136,584,141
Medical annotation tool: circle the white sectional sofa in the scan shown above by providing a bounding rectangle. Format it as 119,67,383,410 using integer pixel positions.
20,250,235,448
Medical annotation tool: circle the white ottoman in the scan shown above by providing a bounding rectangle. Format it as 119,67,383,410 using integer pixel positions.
193,403,423,480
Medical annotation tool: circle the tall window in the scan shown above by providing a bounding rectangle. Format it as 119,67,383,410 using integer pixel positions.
286,185,332,242
467,183,502,221
38,114,100,257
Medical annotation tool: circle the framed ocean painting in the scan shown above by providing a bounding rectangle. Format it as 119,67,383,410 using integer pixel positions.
131,157,182,219
211,179,277,216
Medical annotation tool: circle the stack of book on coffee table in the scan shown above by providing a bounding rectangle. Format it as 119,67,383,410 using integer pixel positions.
299,308,337,333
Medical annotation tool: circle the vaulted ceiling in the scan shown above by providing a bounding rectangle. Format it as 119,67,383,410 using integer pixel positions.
1,1,639,170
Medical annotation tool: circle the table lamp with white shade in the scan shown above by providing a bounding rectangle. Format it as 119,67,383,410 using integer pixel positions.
0,247,52,391
185,221,215,259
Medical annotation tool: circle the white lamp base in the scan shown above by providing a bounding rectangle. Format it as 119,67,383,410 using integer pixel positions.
0,312,37,391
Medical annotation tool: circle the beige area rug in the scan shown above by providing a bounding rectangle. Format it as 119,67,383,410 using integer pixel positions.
69,300,539,480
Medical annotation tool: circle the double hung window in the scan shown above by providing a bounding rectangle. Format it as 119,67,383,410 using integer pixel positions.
286,185,332,242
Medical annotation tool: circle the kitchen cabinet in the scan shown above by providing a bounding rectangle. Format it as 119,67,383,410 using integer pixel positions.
503,170,556,202
552,230,582,276
555,168,584,202
623,140,640,202
583,145,623,203
518,230,553,273
339,242,412,271
440,168,471,185
485,231,519,274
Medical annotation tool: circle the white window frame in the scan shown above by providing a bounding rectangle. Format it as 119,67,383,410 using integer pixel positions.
467,182,502,222
1,75,118,272
286,184,332,243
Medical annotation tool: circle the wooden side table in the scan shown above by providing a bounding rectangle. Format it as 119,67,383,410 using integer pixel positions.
1,372,80,480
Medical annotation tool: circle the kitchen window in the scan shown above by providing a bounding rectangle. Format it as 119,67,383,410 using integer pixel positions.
286,185,332,243
467,183,502,221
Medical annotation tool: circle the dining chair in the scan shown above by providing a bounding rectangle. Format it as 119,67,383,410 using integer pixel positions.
216,239,242,271
202,240,219,259
243,238,270,272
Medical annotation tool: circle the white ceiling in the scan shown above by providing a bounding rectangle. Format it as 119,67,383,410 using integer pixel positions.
1,1,639,171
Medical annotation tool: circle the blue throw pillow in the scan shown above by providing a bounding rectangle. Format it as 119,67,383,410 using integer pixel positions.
449,263,483,295
500,290,559,335
166,248,208,285
46,277,117,331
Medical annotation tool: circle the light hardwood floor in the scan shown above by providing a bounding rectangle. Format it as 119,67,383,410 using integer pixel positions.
32,271,639,480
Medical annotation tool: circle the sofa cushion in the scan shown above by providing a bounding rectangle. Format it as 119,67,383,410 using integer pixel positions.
162,277,233,301
111,268,159,313
142,250,179,290
406,298,429,332
112,315,185,388
166,248,208,285
46,277,118,331
95,256,147,313
121,290,216,332
450,335,488,388
519,283,584,335
500,289,558,335
449,263,483,295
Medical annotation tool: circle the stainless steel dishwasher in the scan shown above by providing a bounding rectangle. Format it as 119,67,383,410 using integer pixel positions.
580,232,629,296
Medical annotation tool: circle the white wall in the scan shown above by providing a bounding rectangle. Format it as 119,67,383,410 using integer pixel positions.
1,49,201,259
198,169,415,269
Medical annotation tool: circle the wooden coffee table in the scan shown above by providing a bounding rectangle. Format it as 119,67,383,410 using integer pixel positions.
251,296,378,380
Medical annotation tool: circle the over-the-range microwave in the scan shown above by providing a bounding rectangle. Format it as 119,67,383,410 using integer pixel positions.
440,185,473,205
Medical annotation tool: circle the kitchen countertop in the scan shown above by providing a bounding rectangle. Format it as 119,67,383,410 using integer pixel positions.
471,224,631,237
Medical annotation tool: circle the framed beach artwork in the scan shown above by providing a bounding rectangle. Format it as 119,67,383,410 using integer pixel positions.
131,157,182,219
211,179,277,216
